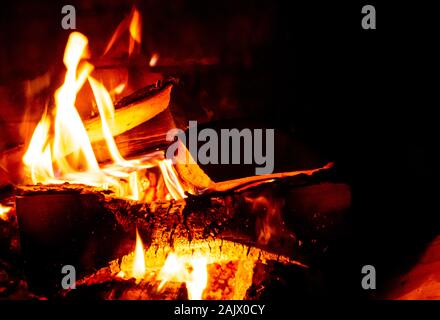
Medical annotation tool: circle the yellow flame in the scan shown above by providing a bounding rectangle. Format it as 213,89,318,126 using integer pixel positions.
0,204,12,220
88,76,124,164
157,253,208,300
22,30,186,203
53,33,98,176
186,257,208,300
128,8,142,55
23,114,54,184
132,228,146,279
159,159,186,200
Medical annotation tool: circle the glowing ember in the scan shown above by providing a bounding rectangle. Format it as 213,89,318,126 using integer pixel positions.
115,239,299,300
157,253,208,300
0,204,12,220
149,53,159,67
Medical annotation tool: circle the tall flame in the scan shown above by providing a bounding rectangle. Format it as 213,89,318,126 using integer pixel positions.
132,228,146,279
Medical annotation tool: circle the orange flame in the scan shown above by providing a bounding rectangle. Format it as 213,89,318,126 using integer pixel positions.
103,6,142,57
22,30,185,202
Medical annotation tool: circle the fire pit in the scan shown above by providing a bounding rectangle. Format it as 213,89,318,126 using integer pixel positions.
0,2,351,301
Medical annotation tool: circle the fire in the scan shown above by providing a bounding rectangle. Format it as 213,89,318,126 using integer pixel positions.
104,6,142,57
22,29,185,202
117,239,281,300
0,204,12,220
157,253,208,300
23,32,100,184
132,228,146,279
124,230,209,299
149,53,159,67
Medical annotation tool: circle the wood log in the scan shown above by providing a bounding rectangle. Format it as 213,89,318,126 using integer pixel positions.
14,166,350,296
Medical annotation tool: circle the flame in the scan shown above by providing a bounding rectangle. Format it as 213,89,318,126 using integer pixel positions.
128,9,142,55
104,6,142,57
127,231,209,299
23,32,99,184
149,53,159,67
157,253,208,300
0,204,12,220
22,113,54,183
22,30,185,203
132,228,146,279
88,76,124,164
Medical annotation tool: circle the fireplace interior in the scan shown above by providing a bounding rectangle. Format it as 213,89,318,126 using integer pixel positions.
1,0,435,302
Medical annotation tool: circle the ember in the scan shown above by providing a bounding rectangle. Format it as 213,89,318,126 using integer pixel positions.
0,203,12,220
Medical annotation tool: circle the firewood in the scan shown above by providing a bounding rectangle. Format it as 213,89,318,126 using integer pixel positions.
14,166,349,295
85,79,175,146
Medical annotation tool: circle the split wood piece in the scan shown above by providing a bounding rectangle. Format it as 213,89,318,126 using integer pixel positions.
65,80,175,159
61,240,304,300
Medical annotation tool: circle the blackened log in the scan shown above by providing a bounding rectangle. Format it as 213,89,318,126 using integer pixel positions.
15,186,129,296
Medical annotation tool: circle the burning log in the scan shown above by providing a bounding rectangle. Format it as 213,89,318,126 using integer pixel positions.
61,243,307,300
0,79,176,184
14,165,349,296
85,79,175,153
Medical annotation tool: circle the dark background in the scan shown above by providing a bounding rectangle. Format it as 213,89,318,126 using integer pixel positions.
0,0,436,300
